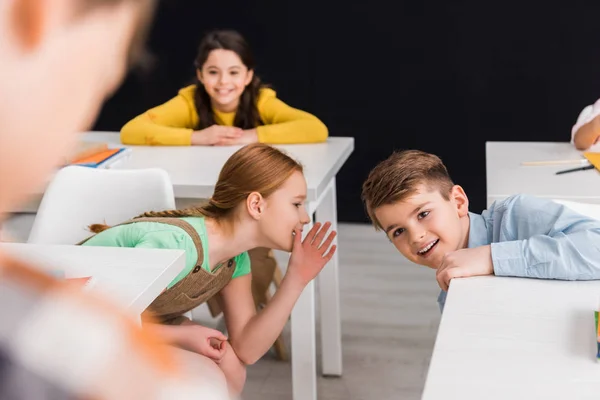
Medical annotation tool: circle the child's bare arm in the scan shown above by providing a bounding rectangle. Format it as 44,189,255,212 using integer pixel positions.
219,222,336,365
146,323,227,361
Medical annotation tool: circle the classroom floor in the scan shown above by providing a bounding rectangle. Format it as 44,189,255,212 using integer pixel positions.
3,216,442,400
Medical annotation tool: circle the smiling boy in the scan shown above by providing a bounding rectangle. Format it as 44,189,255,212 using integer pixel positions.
361,150,600,309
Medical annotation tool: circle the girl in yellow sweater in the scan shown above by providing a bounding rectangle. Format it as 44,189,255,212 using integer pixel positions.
121,30,328,146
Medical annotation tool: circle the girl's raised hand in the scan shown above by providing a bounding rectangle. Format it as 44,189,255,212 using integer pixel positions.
286,222,337,287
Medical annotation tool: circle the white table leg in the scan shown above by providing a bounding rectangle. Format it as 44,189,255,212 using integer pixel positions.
291,221,317,400
315,178,343,376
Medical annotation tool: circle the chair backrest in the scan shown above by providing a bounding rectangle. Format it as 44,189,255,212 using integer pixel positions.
28,166,175,245
552,199,600,221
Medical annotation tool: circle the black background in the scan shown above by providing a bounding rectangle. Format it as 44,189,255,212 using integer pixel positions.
94,0,600,222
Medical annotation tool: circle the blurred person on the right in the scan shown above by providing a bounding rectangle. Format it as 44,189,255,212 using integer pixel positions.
572,99,600,150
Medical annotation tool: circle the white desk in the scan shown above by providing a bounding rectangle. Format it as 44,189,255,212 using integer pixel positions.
486,141,600,208
84,131,354,400
0,243,185,319
422,276,600,399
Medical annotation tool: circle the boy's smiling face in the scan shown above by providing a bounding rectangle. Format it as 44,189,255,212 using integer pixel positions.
374,184,470,269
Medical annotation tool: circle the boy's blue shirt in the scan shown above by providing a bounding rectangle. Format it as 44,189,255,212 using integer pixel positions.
438,194,600,310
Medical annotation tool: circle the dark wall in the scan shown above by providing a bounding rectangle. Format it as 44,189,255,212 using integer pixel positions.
94,1,600,222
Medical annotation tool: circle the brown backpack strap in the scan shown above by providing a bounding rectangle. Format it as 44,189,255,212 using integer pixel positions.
78,217,204,267
78,216,236,321
130,218,204,266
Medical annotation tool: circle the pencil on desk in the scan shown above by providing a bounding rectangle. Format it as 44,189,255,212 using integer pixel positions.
521,159,589,166
555,164,595,175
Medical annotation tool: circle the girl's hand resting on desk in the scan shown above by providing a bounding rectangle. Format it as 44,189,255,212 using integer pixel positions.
183,324,228,363
191,125,243,146
435,245,493,291
215,129,259,146
286,222,337,287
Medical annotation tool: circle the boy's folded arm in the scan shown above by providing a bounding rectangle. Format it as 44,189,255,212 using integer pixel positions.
487,194,600,280
491,228,600,280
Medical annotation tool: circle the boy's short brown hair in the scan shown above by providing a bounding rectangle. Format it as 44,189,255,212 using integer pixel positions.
361,150,454,230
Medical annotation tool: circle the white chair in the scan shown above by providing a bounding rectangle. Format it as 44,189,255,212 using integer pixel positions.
552,199,600,221
28,166,198,319
28,166,175,245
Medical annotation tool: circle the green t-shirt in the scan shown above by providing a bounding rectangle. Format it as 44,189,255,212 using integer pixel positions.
82,217,250,289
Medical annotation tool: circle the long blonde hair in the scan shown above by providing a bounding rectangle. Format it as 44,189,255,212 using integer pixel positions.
89,143,303,233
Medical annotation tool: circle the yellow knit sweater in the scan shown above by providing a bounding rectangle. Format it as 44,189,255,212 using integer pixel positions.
121,85,328,145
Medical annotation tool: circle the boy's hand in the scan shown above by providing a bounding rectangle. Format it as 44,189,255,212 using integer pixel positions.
436,245,493,291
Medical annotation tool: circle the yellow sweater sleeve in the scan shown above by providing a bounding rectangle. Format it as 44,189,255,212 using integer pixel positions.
120,86,198,146
256,90,328,144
